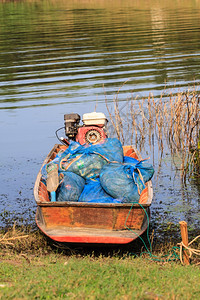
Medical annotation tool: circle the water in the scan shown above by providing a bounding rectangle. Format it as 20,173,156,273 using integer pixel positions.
0,0,199,240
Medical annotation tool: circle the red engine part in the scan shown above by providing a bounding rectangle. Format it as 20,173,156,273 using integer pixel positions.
76,126,107,145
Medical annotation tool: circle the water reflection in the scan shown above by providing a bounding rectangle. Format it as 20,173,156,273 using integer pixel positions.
0,0,200,109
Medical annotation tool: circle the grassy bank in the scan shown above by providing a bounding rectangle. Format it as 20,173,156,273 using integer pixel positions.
0,228,200,299
1,249,200,299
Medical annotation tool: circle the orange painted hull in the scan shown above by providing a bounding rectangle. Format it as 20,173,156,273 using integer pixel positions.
34,144,153,245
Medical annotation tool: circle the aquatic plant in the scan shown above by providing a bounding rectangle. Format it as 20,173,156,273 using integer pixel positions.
105,84,200,180
190,133,200,177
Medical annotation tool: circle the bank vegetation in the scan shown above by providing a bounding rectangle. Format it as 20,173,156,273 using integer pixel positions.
106,86,200,181
0,225,200,300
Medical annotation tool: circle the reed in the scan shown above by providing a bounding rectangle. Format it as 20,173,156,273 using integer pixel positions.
106,85,200,180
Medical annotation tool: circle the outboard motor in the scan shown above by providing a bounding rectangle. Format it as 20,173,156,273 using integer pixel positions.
64,113,80,140
64,112,108,145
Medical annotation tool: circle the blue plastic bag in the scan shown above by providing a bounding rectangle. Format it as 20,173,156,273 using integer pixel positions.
62,138,123,162
133,160,154,182
60,153,108,179
88,138,124,162
41,141,80,179
99,163,146,203
56,171,85,202
123,156,154,182
59,138,124,179
79,178,122,203
123,156,139,165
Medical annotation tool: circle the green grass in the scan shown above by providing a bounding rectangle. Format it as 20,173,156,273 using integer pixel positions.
0,228,199,299
0,251,200,299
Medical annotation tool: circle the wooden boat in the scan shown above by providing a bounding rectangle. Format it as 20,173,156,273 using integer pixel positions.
34,144,153,245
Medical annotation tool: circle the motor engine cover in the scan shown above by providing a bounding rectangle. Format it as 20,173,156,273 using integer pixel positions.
76,126,107,145
64,113,80,140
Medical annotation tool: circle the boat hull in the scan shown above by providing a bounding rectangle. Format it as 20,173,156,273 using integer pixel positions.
34,144,153,245
36,206,150,244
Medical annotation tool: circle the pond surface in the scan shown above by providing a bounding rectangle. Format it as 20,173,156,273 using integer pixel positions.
0,0,199,242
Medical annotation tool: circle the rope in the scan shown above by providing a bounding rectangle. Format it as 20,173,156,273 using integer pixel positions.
124,202,152,254
125,206,200,264
177,235,200,265
124,204,180,263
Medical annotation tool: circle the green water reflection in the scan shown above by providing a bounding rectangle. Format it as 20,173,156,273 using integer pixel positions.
0,0,200,109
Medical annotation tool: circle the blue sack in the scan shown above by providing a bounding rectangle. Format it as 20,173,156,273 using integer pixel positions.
56,171,85,202
88,138,124,162
133,160,154,182
124,156,154,183
60,153,108,179
41,141,80,179
79,178,122,203
57,141,81,162
61,138,123,162
62,138,123,162
99,163,146,203
123,156,139,166
59,138,124,179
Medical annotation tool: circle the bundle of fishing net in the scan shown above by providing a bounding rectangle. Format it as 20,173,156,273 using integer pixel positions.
59,138,124,179
79,178,122,203
100,158,154,203
56,171,85,202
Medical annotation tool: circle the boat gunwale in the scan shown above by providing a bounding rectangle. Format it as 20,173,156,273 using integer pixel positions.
37,201,151,208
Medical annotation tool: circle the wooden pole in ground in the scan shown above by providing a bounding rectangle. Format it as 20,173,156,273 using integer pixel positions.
179,221,190,265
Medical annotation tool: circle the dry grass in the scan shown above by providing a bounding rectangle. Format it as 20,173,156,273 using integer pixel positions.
0,224,50,254
0,224,199,267
106,85,200,180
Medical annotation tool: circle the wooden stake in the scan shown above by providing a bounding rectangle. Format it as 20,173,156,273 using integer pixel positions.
179,221,190,265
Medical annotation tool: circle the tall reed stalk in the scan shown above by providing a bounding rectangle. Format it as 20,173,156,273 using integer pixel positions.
105,86,200,180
